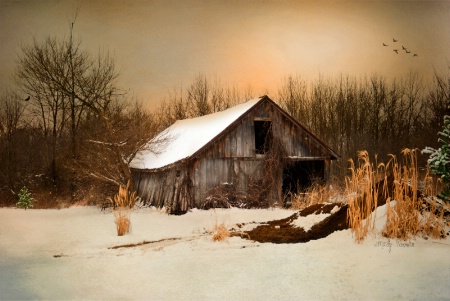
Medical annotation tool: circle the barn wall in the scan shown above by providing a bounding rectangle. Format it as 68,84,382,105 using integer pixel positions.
132,165,194,213
133,158,268,210
191,158,265,206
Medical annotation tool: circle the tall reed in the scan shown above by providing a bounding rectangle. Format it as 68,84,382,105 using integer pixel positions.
382,149,420,239
346,151,385,243
346,149,446,242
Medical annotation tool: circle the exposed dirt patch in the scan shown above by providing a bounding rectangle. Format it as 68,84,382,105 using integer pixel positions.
232,203,348,244
232,176,442,244
299,203,341,216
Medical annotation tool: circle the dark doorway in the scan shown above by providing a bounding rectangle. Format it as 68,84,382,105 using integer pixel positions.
254,120,272,154
282,160,325,195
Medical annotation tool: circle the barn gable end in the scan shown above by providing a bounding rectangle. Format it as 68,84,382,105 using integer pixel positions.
130,96,338,213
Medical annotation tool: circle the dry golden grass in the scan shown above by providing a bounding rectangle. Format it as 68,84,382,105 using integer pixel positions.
114,208,132,236
109,181,137,236
419,170,447,238
107,180,139,209
212,223,231,241
420,204,446,239
345,150,383,243
290,180,341,210
382,149,421,239
346,148,446,242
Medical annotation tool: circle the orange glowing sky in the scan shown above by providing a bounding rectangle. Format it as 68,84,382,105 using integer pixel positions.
1,0,449,109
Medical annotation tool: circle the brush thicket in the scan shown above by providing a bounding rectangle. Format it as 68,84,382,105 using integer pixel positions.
290,179,339,210
382,149,448,239
417,168,446,238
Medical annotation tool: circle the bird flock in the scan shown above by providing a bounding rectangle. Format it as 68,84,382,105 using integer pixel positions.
383,38,418,57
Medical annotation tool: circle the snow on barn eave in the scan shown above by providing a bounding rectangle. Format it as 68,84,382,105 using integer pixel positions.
129,96,267,171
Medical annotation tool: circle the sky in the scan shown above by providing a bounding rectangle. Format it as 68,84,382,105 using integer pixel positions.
1,0,449,110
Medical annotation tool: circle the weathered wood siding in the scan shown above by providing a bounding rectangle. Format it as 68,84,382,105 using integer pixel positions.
190,158,264,206
132,97,336,211
132,165,194,212
198,99,332,159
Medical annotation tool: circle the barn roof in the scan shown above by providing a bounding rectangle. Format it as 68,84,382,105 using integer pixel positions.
129,97,263,170
130,95,339,171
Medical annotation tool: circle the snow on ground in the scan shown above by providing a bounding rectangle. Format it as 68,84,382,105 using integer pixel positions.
289,204,341,232
291,213,332,232
0,205,449,300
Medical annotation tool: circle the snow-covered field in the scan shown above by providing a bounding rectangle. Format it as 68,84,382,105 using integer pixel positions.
0,205,449,300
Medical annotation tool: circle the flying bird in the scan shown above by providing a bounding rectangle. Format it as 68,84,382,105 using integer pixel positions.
405,50,411,54
383,43,388,46
402,46,407,50
393,49,399,54
413,54,418,57
393,38,398,42
24,96,30,101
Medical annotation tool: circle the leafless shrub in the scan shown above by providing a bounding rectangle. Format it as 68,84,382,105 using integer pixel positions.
204,182,265,209
203,183,234,210
258,131,289,207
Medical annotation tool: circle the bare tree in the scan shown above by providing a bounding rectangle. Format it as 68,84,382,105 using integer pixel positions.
15,25,136,190
15,43,68,187
186,74,211,117
76,98,159,187
277,75,310,124
401,72,426,147
424,67,450,149
155,74,255,128
0,90,26,191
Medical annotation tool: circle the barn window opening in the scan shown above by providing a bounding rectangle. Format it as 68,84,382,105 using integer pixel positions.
254,120,272,154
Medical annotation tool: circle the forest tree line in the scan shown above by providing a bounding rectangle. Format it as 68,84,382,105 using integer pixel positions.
0,34,449,207
277,72,450,176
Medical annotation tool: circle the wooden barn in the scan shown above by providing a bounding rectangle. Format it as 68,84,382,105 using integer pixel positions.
130,95,338,213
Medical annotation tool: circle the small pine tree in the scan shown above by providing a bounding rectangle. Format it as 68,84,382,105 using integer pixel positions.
16,186,34,209
423,115,450,203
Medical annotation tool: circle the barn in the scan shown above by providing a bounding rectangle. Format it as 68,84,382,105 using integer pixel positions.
130,95,338,214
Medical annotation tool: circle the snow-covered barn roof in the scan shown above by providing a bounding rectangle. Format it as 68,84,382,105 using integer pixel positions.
129,97,263,170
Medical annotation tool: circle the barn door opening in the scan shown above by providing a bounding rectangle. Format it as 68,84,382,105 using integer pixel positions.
282,160,325,195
